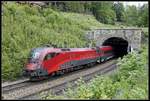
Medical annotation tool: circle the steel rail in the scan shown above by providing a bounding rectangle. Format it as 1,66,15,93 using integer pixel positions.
2,59,117,100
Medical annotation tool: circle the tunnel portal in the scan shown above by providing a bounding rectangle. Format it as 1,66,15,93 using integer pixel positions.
102,37,128,57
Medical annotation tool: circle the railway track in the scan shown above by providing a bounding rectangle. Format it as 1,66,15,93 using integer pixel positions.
36,63,117,99
2,78,30,93
2,59,118,100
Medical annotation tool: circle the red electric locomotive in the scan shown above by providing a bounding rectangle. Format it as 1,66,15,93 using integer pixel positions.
23,46,114,80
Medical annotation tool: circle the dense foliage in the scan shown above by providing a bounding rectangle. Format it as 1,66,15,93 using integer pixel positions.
49,1,148,27
113,3,125,22
41,46,148,99
50,1,116,25
91,2,116,25
124,4,148,27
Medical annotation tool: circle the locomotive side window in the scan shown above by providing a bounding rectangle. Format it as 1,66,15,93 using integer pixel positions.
44,53,60,61
104,50,113,55
44,53,52,60
104,50,111,54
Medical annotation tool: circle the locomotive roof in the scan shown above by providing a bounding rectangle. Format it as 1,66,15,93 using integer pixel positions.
32,47,49,52
32,46,112,54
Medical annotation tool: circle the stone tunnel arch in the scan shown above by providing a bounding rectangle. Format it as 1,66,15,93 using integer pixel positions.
102,37,128,58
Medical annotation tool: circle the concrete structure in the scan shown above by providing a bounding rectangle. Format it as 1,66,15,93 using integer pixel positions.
85,28,142,56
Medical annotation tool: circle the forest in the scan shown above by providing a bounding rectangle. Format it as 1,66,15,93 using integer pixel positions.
46,1,148,27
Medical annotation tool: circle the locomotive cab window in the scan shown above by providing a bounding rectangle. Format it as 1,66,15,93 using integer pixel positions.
44,53,59,61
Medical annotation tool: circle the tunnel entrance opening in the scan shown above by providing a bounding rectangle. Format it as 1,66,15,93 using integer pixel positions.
102,37,128,58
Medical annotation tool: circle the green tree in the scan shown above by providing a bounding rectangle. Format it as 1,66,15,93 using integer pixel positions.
123,4,148,27
91,1,116,24
124,5,139,26
113,2,125,22
137,4,148,27
83,2,92,14
63,1,85,13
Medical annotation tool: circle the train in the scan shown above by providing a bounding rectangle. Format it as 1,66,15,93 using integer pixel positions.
23,46,114,80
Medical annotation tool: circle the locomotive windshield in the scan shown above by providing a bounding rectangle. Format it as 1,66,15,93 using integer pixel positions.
28,50,41,63
30,52,40,59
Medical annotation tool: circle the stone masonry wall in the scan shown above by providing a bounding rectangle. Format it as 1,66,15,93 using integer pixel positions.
85,29,142,51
